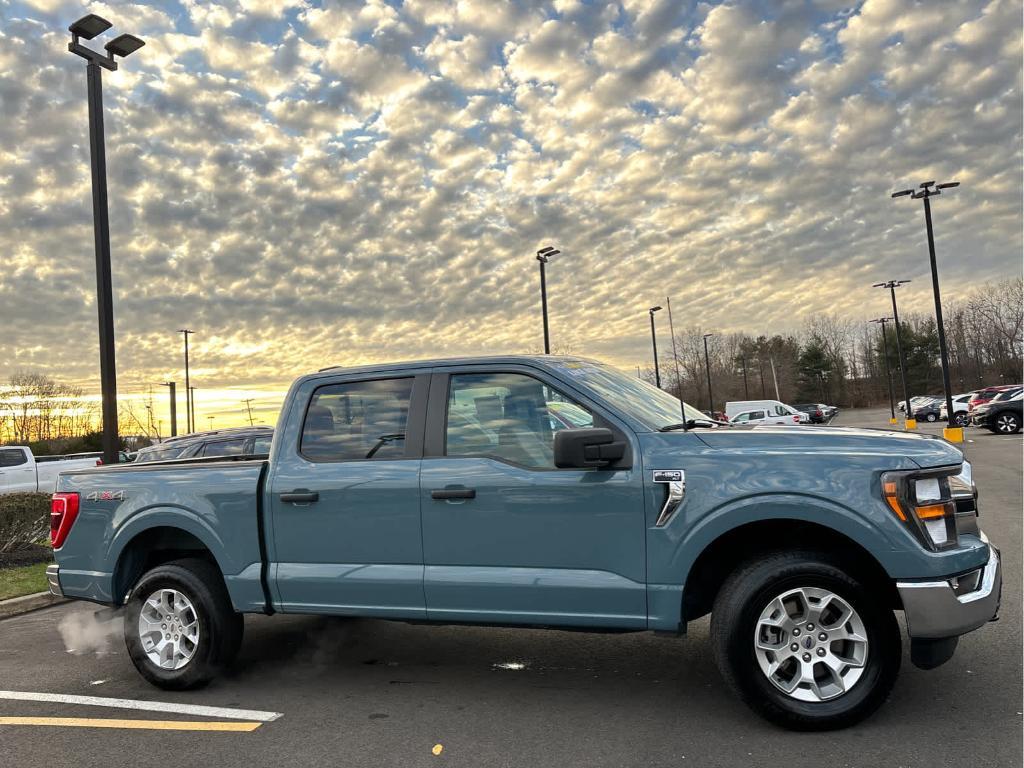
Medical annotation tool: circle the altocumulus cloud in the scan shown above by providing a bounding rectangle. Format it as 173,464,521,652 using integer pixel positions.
0,0,1020,398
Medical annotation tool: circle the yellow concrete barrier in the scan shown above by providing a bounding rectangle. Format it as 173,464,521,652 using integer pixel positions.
904,418,917,430
943,426,964,443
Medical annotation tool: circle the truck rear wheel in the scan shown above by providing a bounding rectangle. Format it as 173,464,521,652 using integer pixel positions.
124,558,244,690
710,551,900,730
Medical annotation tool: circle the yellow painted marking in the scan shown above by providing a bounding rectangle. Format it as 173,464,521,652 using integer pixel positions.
0,717,260,732
432,743,444,755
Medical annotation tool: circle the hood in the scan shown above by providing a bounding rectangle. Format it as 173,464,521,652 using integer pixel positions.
689,424,963,469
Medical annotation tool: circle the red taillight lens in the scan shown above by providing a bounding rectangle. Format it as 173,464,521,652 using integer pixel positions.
95,459,103,466
50,492,80,549
793,415,799,423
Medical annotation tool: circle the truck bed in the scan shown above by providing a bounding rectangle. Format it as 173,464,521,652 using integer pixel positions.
54,457,269,610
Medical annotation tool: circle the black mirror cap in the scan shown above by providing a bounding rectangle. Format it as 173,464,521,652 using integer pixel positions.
553,428,626,469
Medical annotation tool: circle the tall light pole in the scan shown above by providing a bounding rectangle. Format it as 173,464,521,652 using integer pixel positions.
648,306,663,388
737,355,749,399
869,318,897,425
702,334,715,413
873,280,913,428
536,247,560,354
159,381,177,437
892,180,961,442
189,386,197,432
178,329,194,432
68,14,144,464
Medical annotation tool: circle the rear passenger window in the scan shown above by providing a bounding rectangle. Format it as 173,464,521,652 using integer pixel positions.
252,436,272,454
0,449,27,467
301,378,413,461
202,439,246,457
751,410,766,419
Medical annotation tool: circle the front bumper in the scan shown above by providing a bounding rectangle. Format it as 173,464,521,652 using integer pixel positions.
46,564,63,598
897,543,1001,639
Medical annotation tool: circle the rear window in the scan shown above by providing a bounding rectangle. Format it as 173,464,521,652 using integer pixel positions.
301,378,413,462
201,439,247,457
135,447,184,463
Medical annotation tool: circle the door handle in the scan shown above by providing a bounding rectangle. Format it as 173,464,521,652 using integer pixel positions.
280,491,319,503
431,488,476,500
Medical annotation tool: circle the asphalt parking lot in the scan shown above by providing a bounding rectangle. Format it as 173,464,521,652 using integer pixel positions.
1,407,1020,767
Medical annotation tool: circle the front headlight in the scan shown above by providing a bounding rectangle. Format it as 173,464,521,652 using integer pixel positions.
882,467,960,550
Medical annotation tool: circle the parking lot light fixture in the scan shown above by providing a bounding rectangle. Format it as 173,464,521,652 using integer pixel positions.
891,181,962,443
649,306,663,388
869,318,897,425
873,280,913,429
702,334,715,414
536,247,560,354
67,14,145,465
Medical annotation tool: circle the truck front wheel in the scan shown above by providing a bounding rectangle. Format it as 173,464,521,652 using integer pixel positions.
710,551,900,730
124,558,244,690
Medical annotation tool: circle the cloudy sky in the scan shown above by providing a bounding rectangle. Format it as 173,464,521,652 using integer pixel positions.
1,0,1021,427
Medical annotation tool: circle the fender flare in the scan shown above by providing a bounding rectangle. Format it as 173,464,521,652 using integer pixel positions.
107,505,235,588
673,493,900,590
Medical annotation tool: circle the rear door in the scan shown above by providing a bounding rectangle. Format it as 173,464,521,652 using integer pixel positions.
419,366,647,628
268,372,429,617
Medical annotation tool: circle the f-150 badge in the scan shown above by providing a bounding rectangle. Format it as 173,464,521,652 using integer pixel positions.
652,470,685,526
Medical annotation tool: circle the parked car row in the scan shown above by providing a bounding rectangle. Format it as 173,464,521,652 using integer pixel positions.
724,399,837,426
899,384,1022,434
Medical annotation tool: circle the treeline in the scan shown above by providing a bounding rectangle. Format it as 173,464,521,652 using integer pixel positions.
0,373,155,451
646,278,1022,409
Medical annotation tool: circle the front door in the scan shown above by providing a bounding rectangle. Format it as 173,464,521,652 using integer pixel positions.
420,368,647,628
269,373,429,617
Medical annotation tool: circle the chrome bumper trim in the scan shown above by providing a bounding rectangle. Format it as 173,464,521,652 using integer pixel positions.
45,564,63,598
897,544,1001,639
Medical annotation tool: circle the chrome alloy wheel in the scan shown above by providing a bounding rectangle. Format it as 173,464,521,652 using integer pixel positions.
753,587,868,702
996,414,1019,433
138,588,200,670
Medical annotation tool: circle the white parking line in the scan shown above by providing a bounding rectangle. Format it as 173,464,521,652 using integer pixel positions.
0,691,282,722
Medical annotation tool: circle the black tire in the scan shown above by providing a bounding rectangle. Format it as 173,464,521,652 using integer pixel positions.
710,551,900,731
124,558,244,690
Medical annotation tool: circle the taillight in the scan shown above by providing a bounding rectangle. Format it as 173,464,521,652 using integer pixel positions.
96,459,103,466
793,415,799,423
50,492,80,549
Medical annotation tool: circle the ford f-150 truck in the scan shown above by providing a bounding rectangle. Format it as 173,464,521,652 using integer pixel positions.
48,356,1000,730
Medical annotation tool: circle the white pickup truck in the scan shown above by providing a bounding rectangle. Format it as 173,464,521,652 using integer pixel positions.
0,447,103,494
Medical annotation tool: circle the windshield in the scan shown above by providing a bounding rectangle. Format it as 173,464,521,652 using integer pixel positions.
550,360,708,430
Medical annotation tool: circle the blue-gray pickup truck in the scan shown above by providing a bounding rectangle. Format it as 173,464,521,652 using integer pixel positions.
48,356,1000,729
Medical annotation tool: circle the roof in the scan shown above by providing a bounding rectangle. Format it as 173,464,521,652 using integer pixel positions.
314,354,597,375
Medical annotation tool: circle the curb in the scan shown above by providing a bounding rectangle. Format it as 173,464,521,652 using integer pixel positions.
0,591,65,619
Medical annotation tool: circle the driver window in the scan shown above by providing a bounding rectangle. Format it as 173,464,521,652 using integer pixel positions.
446,373,594,468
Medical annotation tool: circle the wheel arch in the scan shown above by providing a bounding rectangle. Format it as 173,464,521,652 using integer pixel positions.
111,525,225,606
682,518,901,624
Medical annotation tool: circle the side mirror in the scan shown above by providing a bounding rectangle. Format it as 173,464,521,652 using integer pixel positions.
553,428,626,469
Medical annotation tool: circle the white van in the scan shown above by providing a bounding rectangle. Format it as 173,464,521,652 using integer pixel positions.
725,400,807,423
